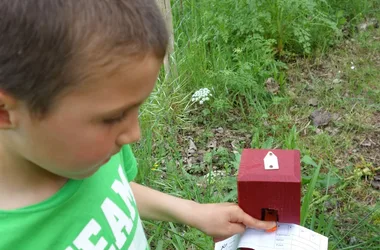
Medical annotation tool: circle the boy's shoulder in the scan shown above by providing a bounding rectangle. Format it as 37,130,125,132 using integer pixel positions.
0,145,148,250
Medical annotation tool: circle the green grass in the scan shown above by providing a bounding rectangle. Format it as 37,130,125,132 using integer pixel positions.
132,0,380,249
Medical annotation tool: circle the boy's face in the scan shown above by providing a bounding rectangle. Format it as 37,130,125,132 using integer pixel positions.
6,53,162,179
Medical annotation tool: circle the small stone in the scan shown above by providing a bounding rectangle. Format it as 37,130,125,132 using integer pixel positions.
207,139,217,149
305,84,314,91
371,180,380,190
358,18,379,31
360,139,372,147
371,175,380,190
265,77,279,94
333,78,341,84
187,138,197,156
216,127,224,134
308,98,319,107
310,109,332,127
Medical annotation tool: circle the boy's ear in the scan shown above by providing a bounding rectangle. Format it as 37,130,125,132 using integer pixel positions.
0,91,18,129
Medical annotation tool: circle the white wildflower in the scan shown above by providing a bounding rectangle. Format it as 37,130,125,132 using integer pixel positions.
191,88,212,105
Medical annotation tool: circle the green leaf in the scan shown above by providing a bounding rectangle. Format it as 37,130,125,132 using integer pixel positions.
301,155,318,168
301,161,322,226
155,240,164,250
262,137,274,149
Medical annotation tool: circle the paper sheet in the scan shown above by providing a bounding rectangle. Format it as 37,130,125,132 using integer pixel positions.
214,223,328,250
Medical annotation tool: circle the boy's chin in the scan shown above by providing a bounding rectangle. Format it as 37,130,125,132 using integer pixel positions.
47,160,110,180
67,171,97,180
58,165,102,180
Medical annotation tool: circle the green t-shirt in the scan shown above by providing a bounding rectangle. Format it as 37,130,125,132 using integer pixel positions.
0,145,148,250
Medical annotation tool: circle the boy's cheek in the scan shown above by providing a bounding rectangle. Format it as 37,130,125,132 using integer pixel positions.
73,133,121,164
71,146,110,165
35,131,113,171
25,117,116,170
35,145,112,178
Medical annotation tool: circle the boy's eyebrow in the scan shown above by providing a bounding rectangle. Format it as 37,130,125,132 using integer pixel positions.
103,100,144,116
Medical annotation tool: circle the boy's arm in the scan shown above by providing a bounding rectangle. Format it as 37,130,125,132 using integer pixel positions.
129,182,276,239
129,182,199,225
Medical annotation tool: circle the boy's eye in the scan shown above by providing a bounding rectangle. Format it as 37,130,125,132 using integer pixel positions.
103,112,127,125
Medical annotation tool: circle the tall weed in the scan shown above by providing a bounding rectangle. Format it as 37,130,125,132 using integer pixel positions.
254,0,341,55
173,0,285,113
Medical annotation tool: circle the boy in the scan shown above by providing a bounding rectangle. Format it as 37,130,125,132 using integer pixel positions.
0,0,276,249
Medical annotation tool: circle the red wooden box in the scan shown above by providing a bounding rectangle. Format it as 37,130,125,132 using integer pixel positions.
237,149,301,224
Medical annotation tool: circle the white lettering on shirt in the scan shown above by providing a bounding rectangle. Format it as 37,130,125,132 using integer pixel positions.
67,165,146,250
73,219,108,250
111,166,136,219
101,198,133,249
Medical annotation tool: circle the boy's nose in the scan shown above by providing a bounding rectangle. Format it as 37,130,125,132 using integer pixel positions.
116,123,141,147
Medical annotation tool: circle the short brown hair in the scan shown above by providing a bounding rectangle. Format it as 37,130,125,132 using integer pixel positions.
0,0,168,116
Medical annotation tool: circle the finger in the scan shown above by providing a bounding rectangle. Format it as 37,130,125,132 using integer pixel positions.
228,223,246,235
213,237,226,242
213,223,245,242
241,213,276,230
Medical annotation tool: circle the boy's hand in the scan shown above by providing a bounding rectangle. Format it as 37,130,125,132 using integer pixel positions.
191,203,276,240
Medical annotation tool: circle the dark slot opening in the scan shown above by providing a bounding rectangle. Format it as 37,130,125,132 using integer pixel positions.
261,208,279,221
